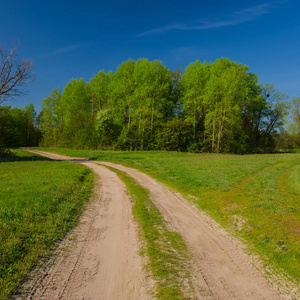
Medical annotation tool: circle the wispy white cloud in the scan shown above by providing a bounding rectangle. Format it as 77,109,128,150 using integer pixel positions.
41,44,86,58
137,3,273,37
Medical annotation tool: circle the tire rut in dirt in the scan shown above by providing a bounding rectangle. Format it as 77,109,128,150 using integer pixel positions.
97,161,290,300
14,157,152,300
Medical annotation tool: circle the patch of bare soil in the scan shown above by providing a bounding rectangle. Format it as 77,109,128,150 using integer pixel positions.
97,161,298,300
14,151,153,300
17,151,298,299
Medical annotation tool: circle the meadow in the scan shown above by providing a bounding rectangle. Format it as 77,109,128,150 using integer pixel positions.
0,150,93,300
38,147,300,285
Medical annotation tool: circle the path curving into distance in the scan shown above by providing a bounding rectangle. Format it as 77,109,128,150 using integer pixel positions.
18,150,293,299
16,151,152,300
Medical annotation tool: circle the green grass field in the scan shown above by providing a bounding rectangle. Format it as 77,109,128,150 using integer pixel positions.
37,147,300,285
0,150,93,300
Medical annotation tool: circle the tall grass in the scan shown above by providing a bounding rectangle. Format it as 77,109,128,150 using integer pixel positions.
37,148,300,284
0,150,93,299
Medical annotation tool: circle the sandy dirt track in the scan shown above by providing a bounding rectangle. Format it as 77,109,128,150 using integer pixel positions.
16,151,152,300
19,150,295,299
96,161,292,300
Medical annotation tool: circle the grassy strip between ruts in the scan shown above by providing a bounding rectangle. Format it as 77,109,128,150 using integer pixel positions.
102,164,196,300
36,148,300,288
0,150,93,300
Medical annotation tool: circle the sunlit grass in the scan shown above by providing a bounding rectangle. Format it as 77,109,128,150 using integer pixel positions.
0,150,93,300
36,147,300,284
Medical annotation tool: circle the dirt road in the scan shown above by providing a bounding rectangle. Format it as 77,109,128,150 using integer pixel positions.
19,150,295,299
17,151,152,300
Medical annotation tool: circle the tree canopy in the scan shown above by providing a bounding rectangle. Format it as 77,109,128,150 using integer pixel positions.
0,104,40,155
39,57,291,153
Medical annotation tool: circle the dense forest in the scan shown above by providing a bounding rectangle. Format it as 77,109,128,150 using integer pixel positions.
1,57,299,155
39,58,300,153
0,104,40,156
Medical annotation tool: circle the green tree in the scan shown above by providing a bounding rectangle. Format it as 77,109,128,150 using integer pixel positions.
155,117,192,151
110,59,136,140
179,60,210,143
94,108,121,149
0,106,13,155
40,88,62,146
180,58,259,153
132,59,173,149
24,104,38,146
203,59,252,153
58,78,94,148
37,57,289,154
89,70,112,115
0,104,40,155
0,43,35,155
252,83,288,152
288,95,300,148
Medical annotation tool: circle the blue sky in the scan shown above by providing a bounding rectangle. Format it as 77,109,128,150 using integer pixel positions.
1,0,299,112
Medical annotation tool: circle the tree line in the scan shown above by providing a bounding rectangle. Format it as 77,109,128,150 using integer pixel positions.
40,57,298,153
0,104,40,156
0,43,298,155
0,43,37,156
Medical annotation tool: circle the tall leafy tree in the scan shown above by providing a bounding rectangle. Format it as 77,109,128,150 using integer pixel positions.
40,88,62,146
89,70,117,148
179,60,210,142
0,104,40,154
110,59,136,140
132,59,173,149
89,70,112,115
59,78,94,148
180,58,257,152
248,83,288,152
203,58,252,153
288,95,300,147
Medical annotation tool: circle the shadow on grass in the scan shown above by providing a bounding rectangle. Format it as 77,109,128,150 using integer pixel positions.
0,155,53,163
